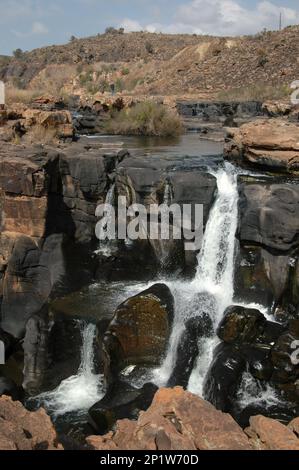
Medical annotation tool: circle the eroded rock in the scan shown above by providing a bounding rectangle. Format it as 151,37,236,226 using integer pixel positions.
0,395,62,450
225,119,299,173
103,284,174,376
245,415,299,450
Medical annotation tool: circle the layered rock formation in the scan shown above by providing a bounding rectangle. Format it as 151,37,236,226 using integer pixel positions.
0,142,218,399
0,142,125,338
225,119,299,173
0,104,74,143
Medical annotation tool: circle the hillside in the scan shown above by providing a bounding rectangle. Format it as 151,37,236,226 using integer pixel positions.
1,27,299,100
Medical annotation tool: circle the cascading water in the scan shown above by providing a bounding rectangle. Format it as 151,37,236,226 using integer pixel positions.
35,323,104,418
237,371,284,409
154,163,239,395
95,183,117,258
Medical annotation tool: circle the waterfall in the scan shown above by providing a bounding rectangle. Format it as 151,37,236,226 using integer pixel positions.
163,180,173,207
154,163,239,395
193,166,239,324
95,184,117,258
188,166,239,395
35,323,104,418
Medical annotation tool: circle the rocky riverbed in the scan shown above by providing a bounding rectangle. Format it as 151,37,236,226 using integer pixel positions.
0,116,299,450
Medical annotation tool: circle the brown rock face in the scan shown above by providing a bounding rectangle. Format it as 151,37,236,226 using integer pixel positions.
0,395,62,450
245,415,299,450
0,143,126,337
87,387,252,451
23,108,74,140
225,119,299,173
289,417,299,436
103,284,174,371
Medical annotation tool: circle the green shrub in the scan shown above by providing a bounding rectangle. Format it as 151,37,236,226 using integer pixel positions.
105,101,184,137
99,79,110,93
115,78,125,92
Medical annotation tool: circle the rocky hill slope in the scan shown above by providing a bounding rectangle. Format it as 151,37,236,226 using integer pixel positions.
1,26,299,99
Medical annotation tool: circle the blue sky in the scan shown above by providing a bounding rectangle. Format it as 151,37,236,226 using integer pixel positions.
1,0,299,55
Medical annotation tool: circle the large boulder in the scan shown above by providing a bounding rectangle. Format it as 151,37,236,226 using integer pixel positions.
217,306,266,344
87,387,252,450
225,119,299,173
245,415,299,450
271,320,299,401
238,181,299,253
218,305,284,346
234,243,291,309
88,381,158,435
103,284,174,376
167,314,213,388
203,342,246,412
0,377,22,401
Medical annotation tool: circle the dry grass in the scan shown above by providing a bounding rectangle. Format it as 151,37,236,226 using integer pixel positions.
25,125,59,145
105,101,184,137
31,64,77,96
217,83,291,102
5,86,43,105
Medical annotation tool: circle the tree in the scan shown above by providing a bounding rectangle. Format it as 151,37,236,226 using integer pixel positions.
13,48,24,59
105,27,125,35
145,41,154,54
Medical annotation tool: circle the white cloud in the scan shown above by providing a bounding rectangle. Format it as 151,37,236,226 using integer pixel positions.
119,18,143,32
121,0,299,36
12,21,49,38
31,21,48,34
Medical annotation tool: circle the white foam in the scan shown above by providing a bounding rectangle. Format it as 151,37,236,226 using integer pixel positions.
36,323,104,417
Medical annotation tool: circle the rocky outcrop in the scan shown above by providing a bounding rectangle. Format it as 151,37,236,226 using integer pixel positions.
86,387,299,450
0,143,127,338
235,174,299,322
177,101,263,122
1,389,298,451
225,119,299,173
0,105,74,142
262,100,294,118
115,154,217,271
238,181,299,253
204,305,299,419
246,415,299,450
87,387,252,450
0,395,62,450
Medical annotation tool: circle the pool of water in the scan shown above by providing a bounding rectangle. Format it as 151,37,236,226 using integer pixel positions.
81,133,224,158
